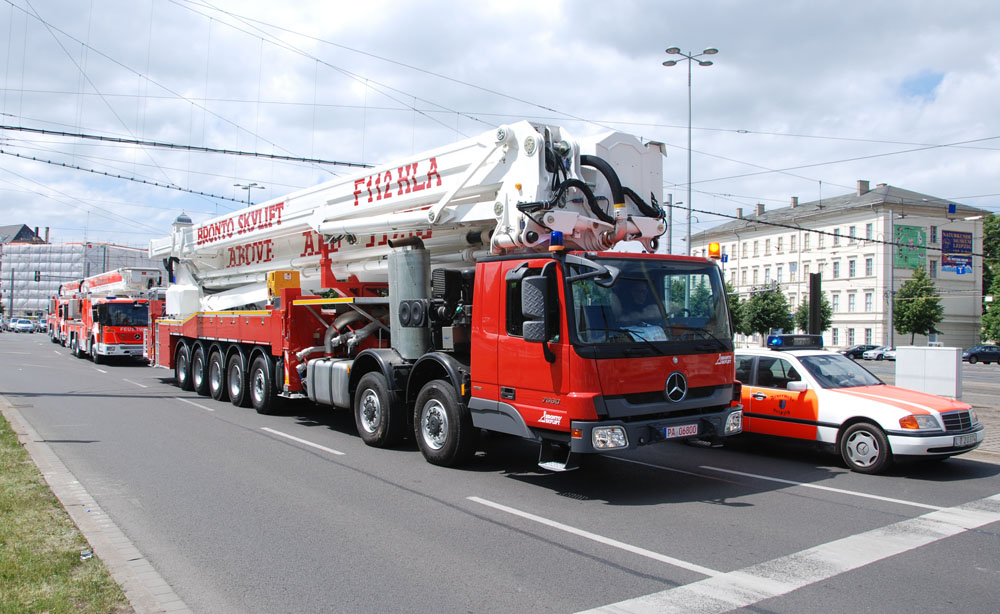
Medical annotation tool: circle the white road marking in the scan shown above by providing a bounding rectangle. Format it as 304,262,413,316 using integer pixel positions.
174,397,215,412
260,427,345,456
578,493,1000,614
54,350,63,355
701,466,943,511
122,379,148,389
468,496,723,577
92,366,108,374
609,456,746,485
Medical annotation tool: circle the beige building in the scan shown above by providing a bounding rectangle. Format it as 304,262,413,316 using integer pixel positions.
691,181,988,349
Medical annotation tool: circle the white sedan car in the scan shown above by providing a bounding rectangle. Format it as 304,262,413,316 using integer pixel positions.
861,345,893,360
735,335,984,473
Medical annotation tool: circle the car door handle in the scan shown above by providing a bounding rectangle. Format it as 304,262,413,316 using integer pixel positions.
751,392,767,401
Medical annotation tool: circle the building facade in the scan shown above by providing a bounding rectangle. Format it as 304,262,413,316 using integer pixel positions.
691,181,987,349
0,242,164,318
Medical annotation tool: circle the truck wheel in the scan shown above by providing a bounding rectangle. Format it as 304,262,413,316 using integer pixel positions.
414,379,477,467
208,350,228,402
249,355,279,415
90,338,103,365
175,343,193,391
191,346,210,396
227,353,251,407
354,372,405,447
839,422,892,474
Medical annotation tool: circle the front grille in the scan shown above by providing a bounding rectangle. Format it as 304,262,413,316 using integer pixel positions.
624,385,717,405
941,410,973,431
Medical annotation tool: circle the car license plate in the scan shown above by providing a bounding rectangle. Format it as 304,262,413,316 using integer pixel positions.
664,424,698,439
954,433,978,447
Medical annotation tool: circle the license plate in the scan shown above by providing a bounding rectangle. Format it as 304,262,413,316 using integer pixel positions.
953,433,978,447
664,424,699,439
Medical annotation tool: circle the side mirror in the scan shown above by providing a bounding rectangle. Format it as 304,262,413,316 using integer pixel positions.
786,380,809,392
521,275,549,343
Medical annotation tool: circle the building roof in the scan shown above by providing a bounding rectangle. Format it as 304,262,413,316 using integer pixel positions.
692,183,991,241
0,224,40,244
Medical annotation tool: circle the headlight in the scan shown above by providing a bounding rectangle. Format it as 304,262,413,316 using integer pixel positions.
592,427,628,449
970,409,979,426
899,415,938,430
725,410,743,434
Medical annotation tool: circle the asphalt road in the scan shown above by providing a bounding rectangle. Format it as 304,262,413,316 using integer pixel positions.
3,332,999,614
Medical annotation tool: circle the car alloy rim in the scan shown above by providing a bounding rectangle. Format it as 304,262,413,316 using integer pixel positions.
846,430,880,467
359,388,381,434
420,399,448,450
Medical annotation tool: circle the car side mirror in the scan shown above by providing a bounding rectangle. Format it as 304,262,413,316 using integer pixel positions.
786,380,809,392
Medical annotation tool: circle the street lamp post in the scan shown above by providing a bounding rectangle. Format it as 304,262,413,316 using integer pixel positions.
234,182,265,208
663,46,718,256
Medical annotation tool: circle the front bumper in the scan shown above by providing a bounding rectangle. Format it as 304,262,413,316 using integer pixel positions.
570,406,743,454
887,426,986,457
96,343,145,357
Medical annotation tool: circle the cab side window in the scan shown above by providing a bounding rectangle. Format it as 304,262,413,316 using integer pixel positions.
734,355,754,385
755,356,801,390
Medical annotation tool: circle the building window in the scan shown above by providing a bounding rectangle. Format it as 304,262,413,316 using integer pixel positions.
818,233,824,249
777,236,783,252
789,262,797,282
777,265,783,283
849,260,856,277
753,269,759,285
930,226,938,243
864,328,872,344
731,244,737,258
848,328,855,345
790,234,797,252
849,225,856,241
848,294,856,312
865,257,873,276
832,261,840,279
753,241,759,257
741,269,747,285
832,294,840,312
804,234,811,251
930,260,937,278
742,242,748,258
765,267,771,283
865,292,873,312
833,228,840,246
832,328,839,345
866,223,873,240
803,263,810,277
765,239,771,255
730,270,736,285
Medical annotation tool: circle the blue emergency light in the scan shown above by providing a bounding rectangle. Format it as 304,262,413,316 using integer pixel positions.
549,231,565,252
766,334,824,350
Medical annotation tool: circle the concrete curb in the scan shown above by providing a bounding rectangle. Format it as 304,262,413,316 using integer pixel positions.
1,398,193,614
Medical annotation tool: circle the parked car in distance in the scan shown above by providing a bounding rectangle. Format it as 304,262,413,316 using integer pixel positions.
862,345,893,360
840,344,878,359
12,318,34,333
962,344,1000,364
882,348,896,361
735,334,985,473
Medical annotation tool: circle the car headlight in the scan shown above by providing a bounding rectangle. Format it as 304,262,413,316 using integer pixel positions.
899,415,939,430
593,427,628,449
970,409,979,426
725,410,743,434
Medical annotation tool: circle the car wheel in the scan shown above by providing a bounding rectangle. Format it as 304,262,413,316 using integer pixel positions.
414,379,477,467
249,355,280,415
969,356,978,364
191,346,209,396
839,422,892,474
175,343,193,391
227,353,250,407
90,337,103,365
354,372,404,447
208,349,228,402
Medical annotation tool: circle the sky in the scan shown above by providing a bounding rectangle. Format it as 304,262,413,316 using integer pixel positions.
0,0,998,251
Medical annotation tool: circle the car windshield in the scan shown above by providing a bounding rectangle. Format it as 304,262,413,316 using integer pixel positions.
798,354,883,389
567,257,732,350
97,303,149,326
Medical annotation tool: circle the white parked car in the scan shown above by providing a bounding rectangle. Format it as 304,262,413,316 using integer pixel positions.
13,319,34,333
862,345,893,360
734,335,985,473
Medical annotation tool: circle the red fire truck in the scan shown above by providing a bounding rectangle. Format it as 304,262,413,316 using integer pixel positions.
149,121,742,469
55,268,162,364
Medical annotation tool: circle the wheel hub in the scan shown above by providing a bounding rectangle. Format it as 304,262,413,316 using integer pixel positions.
421,401,448,450
360,391,381,433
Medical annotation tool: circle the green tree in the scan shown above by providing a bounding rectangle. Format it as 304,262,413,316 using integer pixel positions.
794,294,833,333
983,213,1000,308
725,281,749,335
981,275,1000,343
893,266,944,344
743,289,794,340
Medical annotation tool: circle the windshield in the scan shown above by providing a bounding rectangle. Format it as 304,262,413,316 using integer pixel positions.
798,354,883,388
98,303,149,327
568,257,732,349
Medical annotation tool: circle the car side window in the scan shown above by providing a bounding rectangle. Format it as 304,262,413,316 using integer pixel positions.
755,356,801,390
734,355,754,385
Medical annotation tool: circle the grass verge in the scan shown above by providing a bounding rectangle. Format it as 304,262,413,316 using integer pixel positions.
0,412,131,613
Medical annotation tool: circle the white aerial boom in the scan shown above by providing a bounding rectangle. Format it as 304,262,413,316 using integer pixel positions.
150,121,666,315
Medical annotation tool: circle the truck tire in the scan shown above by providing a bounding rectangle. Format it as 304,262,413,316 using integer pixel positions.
249,355,279,415
354,372,405,448
839,422,892,474
191,346,209,396
227,353,251,407
414,379,477,467
175,343,193,391
208,349,228,402
90,337,103,365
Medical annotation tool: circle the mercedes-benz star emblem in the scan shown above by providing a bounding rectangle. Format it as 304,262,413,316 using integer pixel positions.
664,371,688,403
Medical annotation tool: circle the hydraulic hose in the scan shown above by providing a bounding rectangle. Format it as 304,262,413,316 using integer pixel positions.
580,154,625,219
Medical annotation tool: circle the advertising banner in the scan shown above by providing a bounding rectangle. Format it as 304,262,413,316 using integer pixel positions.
893,225,926,269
